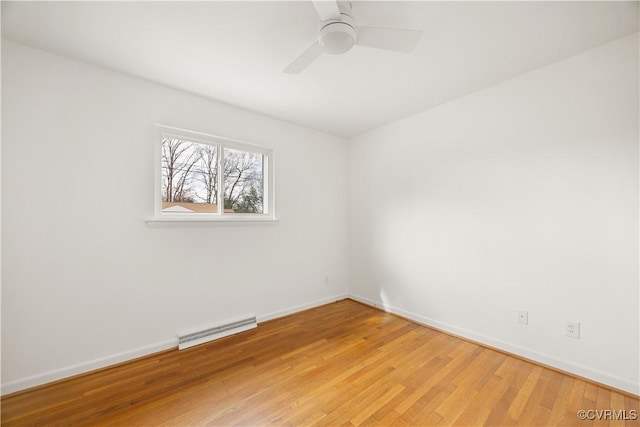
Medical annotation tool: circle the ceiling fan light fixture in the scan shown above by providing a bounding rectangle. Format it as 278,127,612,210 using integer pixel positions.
318,21,356,55
283,1,423,74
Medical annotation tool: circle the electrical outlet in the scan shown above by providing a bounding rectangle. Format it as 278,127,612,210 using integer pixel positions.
518,310,528,325
324,276,330,287
566,321,580,339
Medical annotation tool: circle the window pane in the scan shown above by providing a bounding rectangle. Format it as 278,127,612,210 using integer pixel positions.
223,148,264,214
161,137,219,214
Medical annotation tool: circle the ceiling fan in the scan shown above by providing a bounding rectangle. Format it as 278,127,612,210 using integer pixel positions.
284,1,423,74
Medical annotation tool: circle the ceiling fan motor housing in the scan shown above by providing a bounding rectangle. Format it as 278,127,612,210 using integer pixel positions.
318,14,357,55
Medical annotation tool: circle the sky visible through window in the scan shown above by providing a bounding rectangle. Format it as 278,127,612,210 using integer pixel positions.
161,137,264,214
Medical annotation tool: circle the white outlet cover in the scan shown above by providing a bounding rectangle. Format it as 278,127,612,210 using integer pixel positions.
518,310,528,325
566,321,580,339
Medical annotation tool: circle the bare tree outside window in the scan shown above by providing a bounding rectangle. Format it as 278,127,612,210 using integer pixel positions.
161,138,264,214
223,148,264,214
196,144,219,205
161,137,201,203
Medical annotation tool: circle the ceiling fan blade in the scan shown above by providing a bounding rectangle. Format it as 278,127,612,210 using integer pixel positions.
284,42,324,74
356,27,423,53
312,0,341,21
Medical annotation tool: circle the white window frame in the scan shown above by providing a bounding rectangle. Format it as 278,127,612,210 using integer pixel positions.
150,124,275,223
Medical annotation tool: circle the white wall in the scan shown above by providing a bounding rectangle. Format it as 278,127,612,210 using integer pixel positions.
348,34,639,394
1,40,348,394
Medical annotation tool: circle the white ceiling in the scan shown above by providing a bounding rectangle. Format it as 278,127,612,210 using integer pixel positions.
2,1,638,138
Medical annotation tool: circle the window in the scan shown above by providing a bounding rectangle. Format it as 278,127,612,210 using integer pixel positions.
154,125,274,221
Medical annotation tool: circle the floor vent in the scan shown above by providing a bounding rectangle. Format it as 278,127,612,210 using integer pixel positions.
178,315,257,350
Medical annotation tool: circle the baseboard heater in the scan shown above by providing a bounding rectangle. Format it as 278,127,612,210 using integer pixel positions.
178,315,257,350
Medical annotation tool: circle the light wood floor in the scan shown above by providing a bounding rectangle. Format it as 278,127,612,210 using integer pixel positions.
2,299,638,426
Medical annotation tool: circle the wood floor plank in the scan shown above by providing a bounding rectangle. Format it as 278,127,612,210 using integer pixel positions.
2,299,638,426
507,366,544,420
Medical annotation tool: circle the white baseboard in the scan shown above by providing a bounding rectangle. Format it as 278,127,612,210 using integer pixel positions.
1,293,348,396
348,293,639,396
1,339,178,396
258,294,348,323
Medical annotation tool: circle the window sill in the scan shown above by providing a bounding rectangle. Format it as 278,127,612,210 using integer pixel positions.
145,216,279,227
